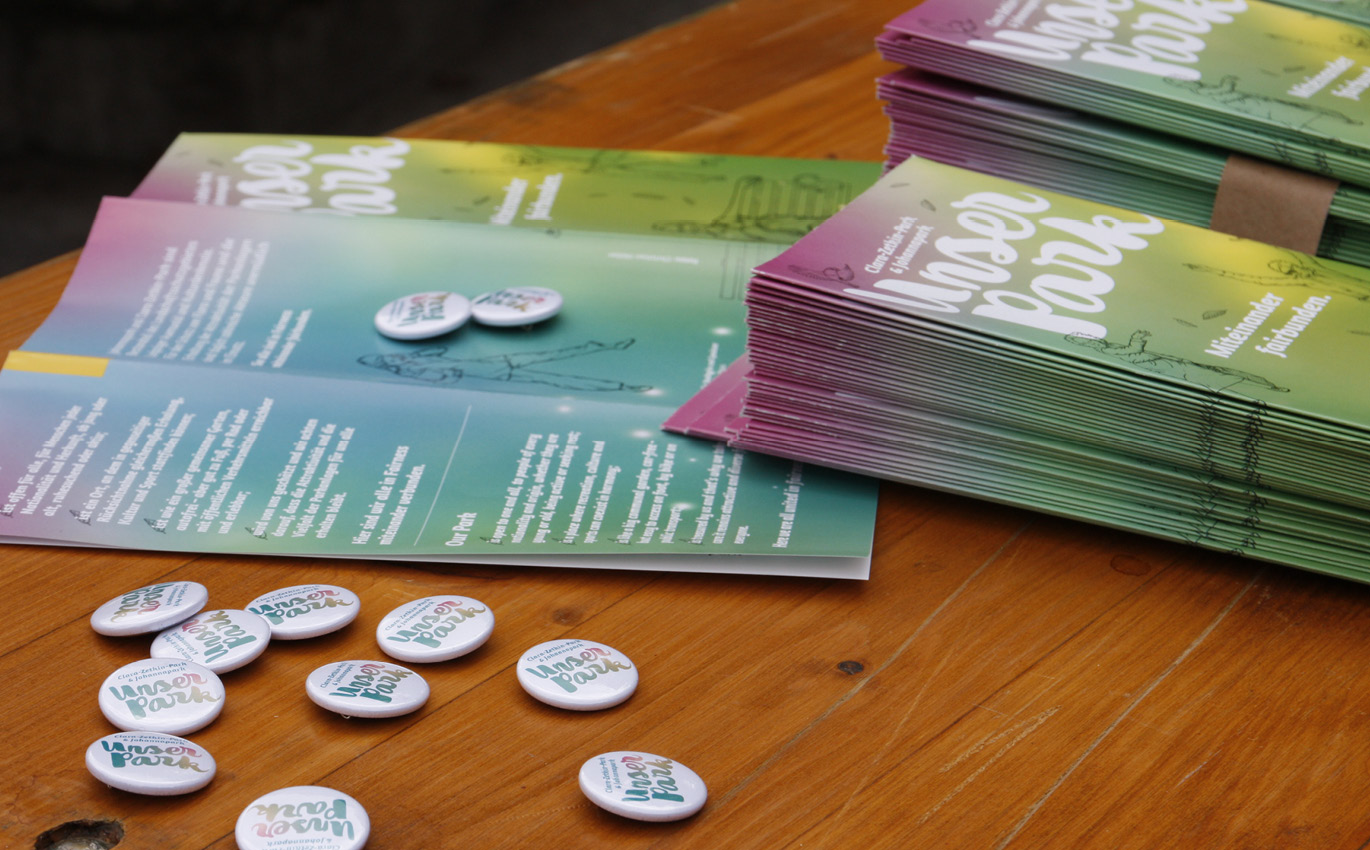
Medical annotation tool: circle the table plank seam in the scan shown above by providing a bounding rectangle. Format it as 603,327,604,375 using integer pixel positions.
721,519,1032,821
991,567,1269,850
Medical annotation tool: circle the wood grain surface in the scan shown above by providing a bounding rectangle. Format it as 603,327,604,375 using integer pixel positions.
5,1,1370,848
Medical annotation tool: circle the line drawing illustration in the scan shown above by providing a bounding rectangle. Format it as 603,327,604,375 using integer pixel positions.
1164,74,1363,132
1185,250,1370,300
1067,329,1290,394
652,174,859,241
357,339,651,392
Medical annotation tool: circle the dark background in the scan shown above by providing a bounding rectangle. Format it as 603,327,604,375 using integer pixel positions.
0,0,719,277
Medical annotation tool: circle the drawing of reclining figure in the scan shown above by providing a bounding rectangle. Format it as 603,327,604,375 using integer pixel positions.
653,174,858,241
357,339,651,392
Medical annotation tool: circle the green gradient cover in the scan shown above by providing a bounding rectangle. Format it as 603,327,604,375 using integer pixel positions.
757,156,1370,429
880,0,1370,185
132,133,881,243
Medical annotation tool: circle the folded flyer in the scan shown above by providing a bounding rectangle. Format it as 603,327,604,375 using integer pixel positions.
0,190,878,578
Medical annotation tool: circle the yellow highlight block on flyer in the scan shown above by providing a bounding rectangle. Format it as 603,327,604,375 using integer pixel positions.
2,351,109,377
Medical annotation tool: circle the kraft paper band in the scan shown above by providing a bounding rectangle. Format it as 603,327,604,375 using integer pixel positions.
1209,154,1339,254
2,351,109,377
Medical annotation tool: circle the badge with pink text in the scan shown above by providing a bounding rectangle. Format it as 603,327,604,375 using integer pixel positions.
98,658,225,735
151,608,272,673
375,595,494,663
471,286,563,326
306,660,429,719
86,731,216,796
374,290,471,340
579,751,707,822
246,584,360,639
517,638,637,711
235,785,370,850
90,581,208,636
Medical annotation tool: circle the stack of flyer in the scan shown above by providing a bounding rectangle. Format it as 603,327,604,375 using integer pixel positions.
0,134,883,579
874,0,1370,260
665,154,1370,581
876,0,1370,187
878,69,1370,268
1270,0,1370,25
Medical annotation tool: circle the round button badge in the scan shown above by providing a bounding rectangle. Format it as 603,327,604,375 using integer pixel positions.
150,608,272,673
376,595,494,663
517,639,638,711
306,660,430,719
471,286,563,326
85,731,216,796
578,751,707,822
90,581,209,636
235,785,370,850
374,291,471,340
245,584,361,640
98,658,225,735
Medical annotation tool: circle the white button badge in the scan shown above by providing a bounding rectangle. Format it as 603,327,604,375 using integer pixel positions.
98,658,225,735
517,638,638,711
245,584,361,640
376,595,495,663
471,286,563,326
374,291,471,340
306,660,430,719
579,751,708,822
150,608,272,673
235,785,370,850
90,581,209,636
85,731,217,796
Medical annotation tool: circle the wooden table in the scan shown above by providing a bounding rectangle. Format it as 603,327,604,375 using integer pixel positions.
5,1,1370,847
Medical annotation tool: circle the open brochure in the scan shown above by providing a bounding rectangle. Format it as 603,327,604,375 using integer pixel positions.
0,138,885,579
